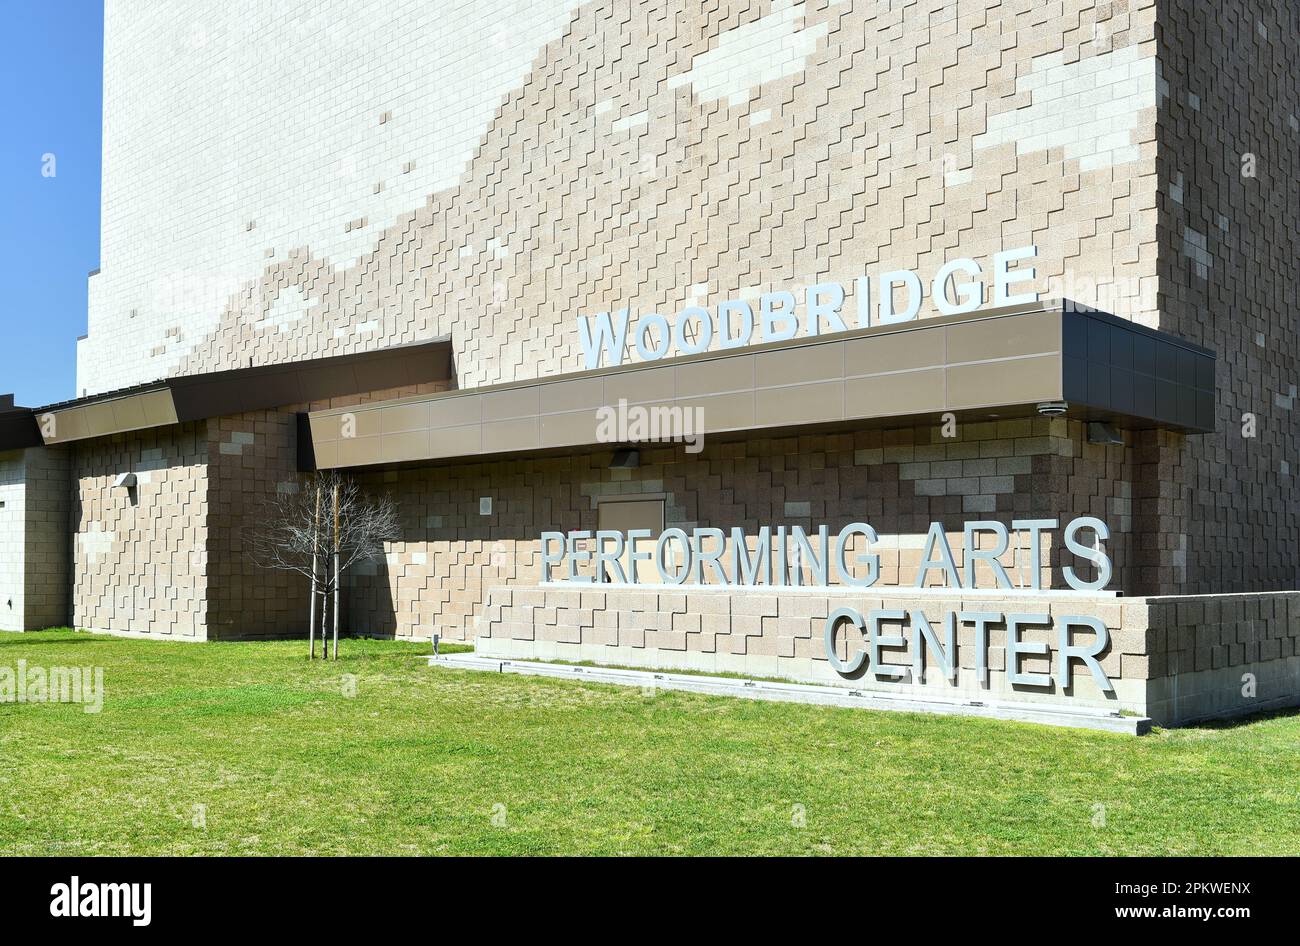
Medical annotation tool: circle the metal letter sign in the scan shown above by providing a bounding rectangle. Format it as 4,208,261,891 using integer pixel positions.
541,513,1116,693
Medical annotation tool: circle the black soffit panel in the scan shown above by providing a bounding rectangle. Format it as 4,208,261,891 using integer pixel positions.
0,406,43,451
1061,307,1214,433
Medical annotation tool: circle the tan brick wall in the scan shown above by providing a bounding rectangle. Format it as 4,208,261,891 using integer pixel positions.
21,447,71,629
476,585,1300,724
1145,592,1300,722
202,379,456,638
67,379,453,640
205,411,306,639
71,424,210,638
204,377,447,637
348,416,1148,641
1152,0,1300,594
59,0,1298,653
477,585,1141,715
0,447,71,631
95,0,1161,397
1144,592,1300,679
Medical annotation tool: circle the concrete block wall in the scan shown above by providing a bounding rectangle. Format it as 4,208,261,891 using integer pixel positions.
204,410,307,639
476,585,1143,716
0,448,71,631
1143,592,1300,723
82,0,590,395
44,1,1299,651
77,0,1296,596
475,586,1300,725
71,424,211,638
65,379,451,640
1150,1,1300,593
21,447,71,629
0,451,31,630
203,378,453,639
347,416,1142,640
81,0,1159,398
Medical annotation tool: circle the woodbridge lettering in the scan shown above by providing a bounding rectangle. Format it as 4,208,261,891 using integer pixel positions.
578,245,1039,369
540,516,1110,592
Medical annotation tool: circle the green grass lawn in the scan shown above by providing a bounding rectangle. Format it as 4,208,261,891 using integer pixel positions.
1,629,1298,856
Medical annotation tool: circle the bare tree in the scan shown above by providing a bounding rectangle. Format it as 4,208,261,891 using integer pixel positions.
251,470,401,659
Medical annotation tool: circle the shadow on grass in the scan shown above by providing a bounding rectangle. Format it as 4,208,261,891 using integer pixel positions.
1181,704,1300,732
0,635,121,648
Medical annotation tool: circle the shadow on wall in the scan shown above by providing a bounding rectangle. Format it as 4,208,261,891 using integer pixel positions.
343,474,542,643
344,552,396,640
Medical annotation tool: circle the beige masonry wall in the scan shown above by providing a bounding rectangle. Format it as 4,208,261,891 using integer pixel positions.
57,0,1298,652
84,0,1160,396
0,447,71,631
475,585,1300,726
1150,1,1300,594
67,379,453,640
204,410,306,639
72,423,210,638
1142,591,1300,724
203,378,453,638
476,586,1141,715
0,452,24,629
348,416,1144,640
21,448,71,629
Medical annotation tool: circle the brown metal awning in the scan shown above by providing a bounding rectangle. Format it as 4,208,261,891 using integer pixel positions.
25,338,453,447
303,301,1215,472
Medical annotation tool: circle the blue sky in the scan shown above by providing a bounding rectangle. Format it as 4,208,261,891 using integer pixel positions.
0,3,102,407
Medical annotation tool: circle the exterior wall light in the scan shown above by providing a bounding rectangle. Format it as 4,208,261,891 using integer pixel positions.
1087,422,1124,445
610,448,640,469
113,472,137,489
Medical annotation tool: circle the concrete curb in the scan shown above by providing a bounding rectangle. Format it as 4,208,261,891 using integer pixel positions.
427,653,1152,735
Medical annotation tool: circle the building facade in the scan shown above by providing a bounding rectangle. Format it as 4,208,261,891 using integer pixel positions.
1,0,1297,726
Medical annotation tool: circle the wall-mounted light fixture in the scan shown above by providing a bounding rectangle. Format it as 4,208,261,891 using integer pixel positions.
1087,422,1124,446
610,448,640,470
113,472,137,489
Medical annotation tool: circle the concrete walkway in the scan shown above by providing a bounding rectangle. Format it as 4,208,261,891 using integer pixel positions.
427,652,1151,735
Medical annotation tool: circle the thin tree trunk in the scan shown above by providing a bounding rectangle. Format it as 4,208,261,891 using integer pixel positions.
332,482,341,660
320,585,330,659
309,486,321,659
308,565,318,660
332,555,340,659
